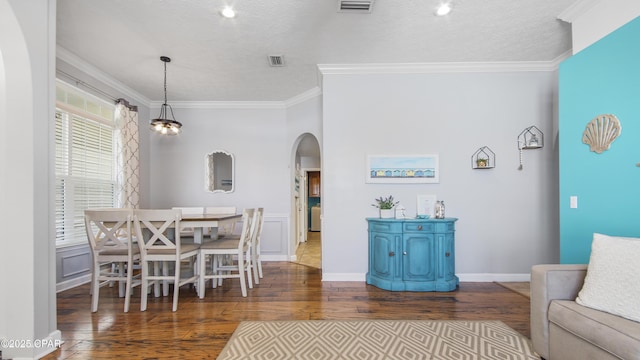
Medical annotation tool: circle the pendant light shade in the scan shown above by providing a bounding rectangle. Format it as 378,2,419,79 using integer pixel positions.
151,56,182,135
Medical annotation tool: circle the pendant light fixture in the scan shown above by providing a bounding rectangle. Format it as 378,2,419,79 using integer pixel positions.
150,56,182,135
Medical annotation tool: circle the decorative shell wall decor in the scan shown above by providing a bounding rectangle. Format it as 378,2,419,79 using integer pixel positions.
582,114,622,154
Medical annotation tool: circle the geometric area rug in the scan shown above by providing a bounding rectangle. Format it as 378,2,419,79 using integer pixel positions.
217,320,540,360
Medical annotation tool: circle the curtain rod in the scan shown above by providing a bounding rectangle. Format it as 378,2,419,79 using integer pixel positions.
56,69,119,103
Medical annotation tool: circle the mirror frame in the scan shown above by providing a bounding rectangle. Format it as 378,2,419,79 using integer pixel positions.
204,149,234,193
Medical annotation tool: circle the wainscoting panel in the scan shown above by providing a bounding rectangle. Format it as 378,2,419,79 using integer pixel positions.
261,214,289,258
56,244,91,291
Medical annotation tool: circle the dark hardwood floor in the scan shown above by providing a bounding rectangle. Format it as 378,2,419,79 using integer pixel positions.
44,262,531,359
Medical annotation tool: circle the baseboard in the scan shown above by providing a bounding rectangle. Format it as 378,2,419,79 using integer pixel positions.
319,272,531,282
321,273,366,282
262,254,291,262
458,273,531,282
57,274,91,293
32,330,63,359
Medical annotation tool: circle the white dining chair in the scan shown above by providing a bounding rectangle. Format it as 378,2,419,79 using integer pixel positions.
133,209,201,312
85,208,140,313
199,208,254,298
250,207,265,283
204,206,238,239
172,206,204,241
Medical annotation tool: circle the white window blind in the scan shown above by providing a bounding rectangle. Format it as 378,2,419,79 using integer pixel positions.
55,81,118,246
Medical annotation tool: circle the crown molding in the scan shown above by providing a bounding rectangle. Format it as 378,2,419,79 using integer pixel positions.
557,0,601,23
284,87,322,108
317,59,565,75
550,50,574,67
149,100,286,110
56,45,152,107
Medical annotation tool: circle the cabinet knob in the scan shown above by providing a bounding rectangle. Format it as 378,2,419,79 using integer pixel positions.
403,251,407,255
389,251,395,257
445,252,450,257
417,225,423,230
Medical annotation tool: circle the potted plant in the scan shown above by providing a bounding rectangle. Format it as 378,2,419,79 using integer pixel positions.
372,195,399,218
476,158,488,167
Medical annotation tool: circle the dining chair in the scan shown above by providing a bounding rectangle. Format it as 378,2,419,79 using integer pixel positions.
85,208,140,313
172,206,204,241
204,206,238,239
199,208,254,298
133,209,201,312
250,207,265,284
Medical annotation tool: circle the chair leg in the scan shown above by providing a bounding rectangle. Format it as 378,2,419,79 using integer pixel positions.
124,260,133,313
172,260,181,312
238,256,247,297
118,262,126,297
252,249,260,285
163,260,170,297
198,253,206,299
91,261,100,312
212,255,218,289
153,262,161,297
246,251,253,290
141,261,149,312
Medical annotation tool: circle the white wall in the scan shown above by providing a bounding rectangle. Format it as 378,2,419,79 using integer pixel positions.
320,69,560,281
1,0,59,358
149,106,292,259
286,91,323,257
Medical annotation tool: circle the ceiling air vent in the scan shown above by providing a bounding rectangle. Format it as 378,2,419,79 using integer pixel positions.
268,55,285,67
338,0,374,13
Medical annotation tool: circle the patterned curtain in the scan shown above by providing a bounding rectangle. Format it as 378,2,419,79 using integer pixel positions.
115,99,140,208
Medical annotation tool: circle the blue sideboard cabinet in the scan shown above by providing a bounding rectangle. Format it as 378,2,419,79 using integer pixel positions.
366,218,459,292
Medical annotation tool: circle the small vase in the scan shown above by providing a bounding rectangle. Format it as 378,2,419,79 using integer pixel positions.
379,209,394,219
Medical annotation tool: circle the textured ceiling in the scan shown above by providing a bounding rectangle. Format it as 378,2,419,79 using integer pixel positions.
56,0,575,103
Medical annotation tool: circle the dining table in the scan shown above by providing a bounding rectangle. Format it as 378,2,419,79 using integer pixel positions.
180,213,242,243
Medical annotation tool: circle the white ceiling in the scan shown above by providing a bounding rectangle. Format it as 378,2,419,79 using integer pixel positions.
56,0,576,103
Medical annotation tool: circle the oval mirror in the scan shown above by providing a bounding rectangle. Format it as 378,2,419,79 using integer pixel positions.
205,150,234,193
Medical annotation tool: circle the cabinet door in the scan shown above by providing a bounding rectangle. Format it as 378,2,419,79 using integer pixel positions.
308,171,320,197
369,232,396,280
441,233,455,281
402,234,435,281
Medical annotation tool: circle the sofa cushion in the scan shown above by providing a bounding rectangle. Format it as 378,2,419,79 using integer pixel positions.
576,233,640,323
549,300,640,360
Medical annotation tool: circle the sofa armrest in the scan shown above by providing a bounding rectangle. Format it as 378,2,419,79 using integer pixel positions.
530,264,587,359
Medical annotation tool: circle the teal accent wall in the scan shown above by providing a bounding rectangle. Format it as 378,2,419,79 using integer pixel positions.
559,17,640,264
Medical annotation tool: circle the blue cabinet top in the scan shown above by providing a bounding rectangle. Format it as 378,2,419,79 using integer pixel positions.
366,217,458,222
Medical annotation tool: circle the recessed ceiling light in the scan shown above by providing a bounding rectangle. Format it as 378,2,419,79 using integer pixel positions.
221,6,236,18
435,3,452,16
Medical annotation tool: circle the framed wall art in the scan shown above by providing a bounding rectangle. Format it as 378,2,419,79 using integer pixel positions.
366,154,439,184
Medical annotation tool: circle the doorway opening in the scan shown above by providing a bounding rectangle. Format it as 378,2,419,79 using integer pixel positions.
292,134,321,269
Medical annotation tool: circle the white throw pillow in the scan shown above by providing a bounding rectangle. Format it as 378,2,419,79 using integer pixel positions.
576,233,640,323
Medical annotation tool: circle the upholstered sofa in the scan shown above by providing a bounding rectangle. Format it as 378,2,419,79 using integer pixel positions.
531,264,640,360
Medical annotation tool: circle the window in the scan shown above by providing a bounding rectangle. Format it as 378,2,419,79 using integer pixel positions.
55,81,118,246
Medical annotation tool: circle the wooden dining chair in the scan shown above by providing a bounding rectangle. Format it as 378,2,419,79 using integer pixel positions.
133,209,200,312
199,208,254,298
85,208,140,313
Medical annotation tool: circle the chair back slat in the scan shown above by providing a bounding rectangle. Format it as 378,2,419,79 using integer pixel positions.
238,208,255,251
252,208,264,248
238,209,258,252
85,209,133,252
134,209,182,254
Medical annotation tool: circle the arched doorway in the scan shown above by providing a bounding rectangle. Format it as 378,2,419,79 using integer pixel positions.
291,133,321,269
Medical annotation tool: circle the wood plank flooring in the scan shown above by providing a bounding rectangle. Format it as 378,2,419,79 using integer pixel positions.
44,262,531,359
